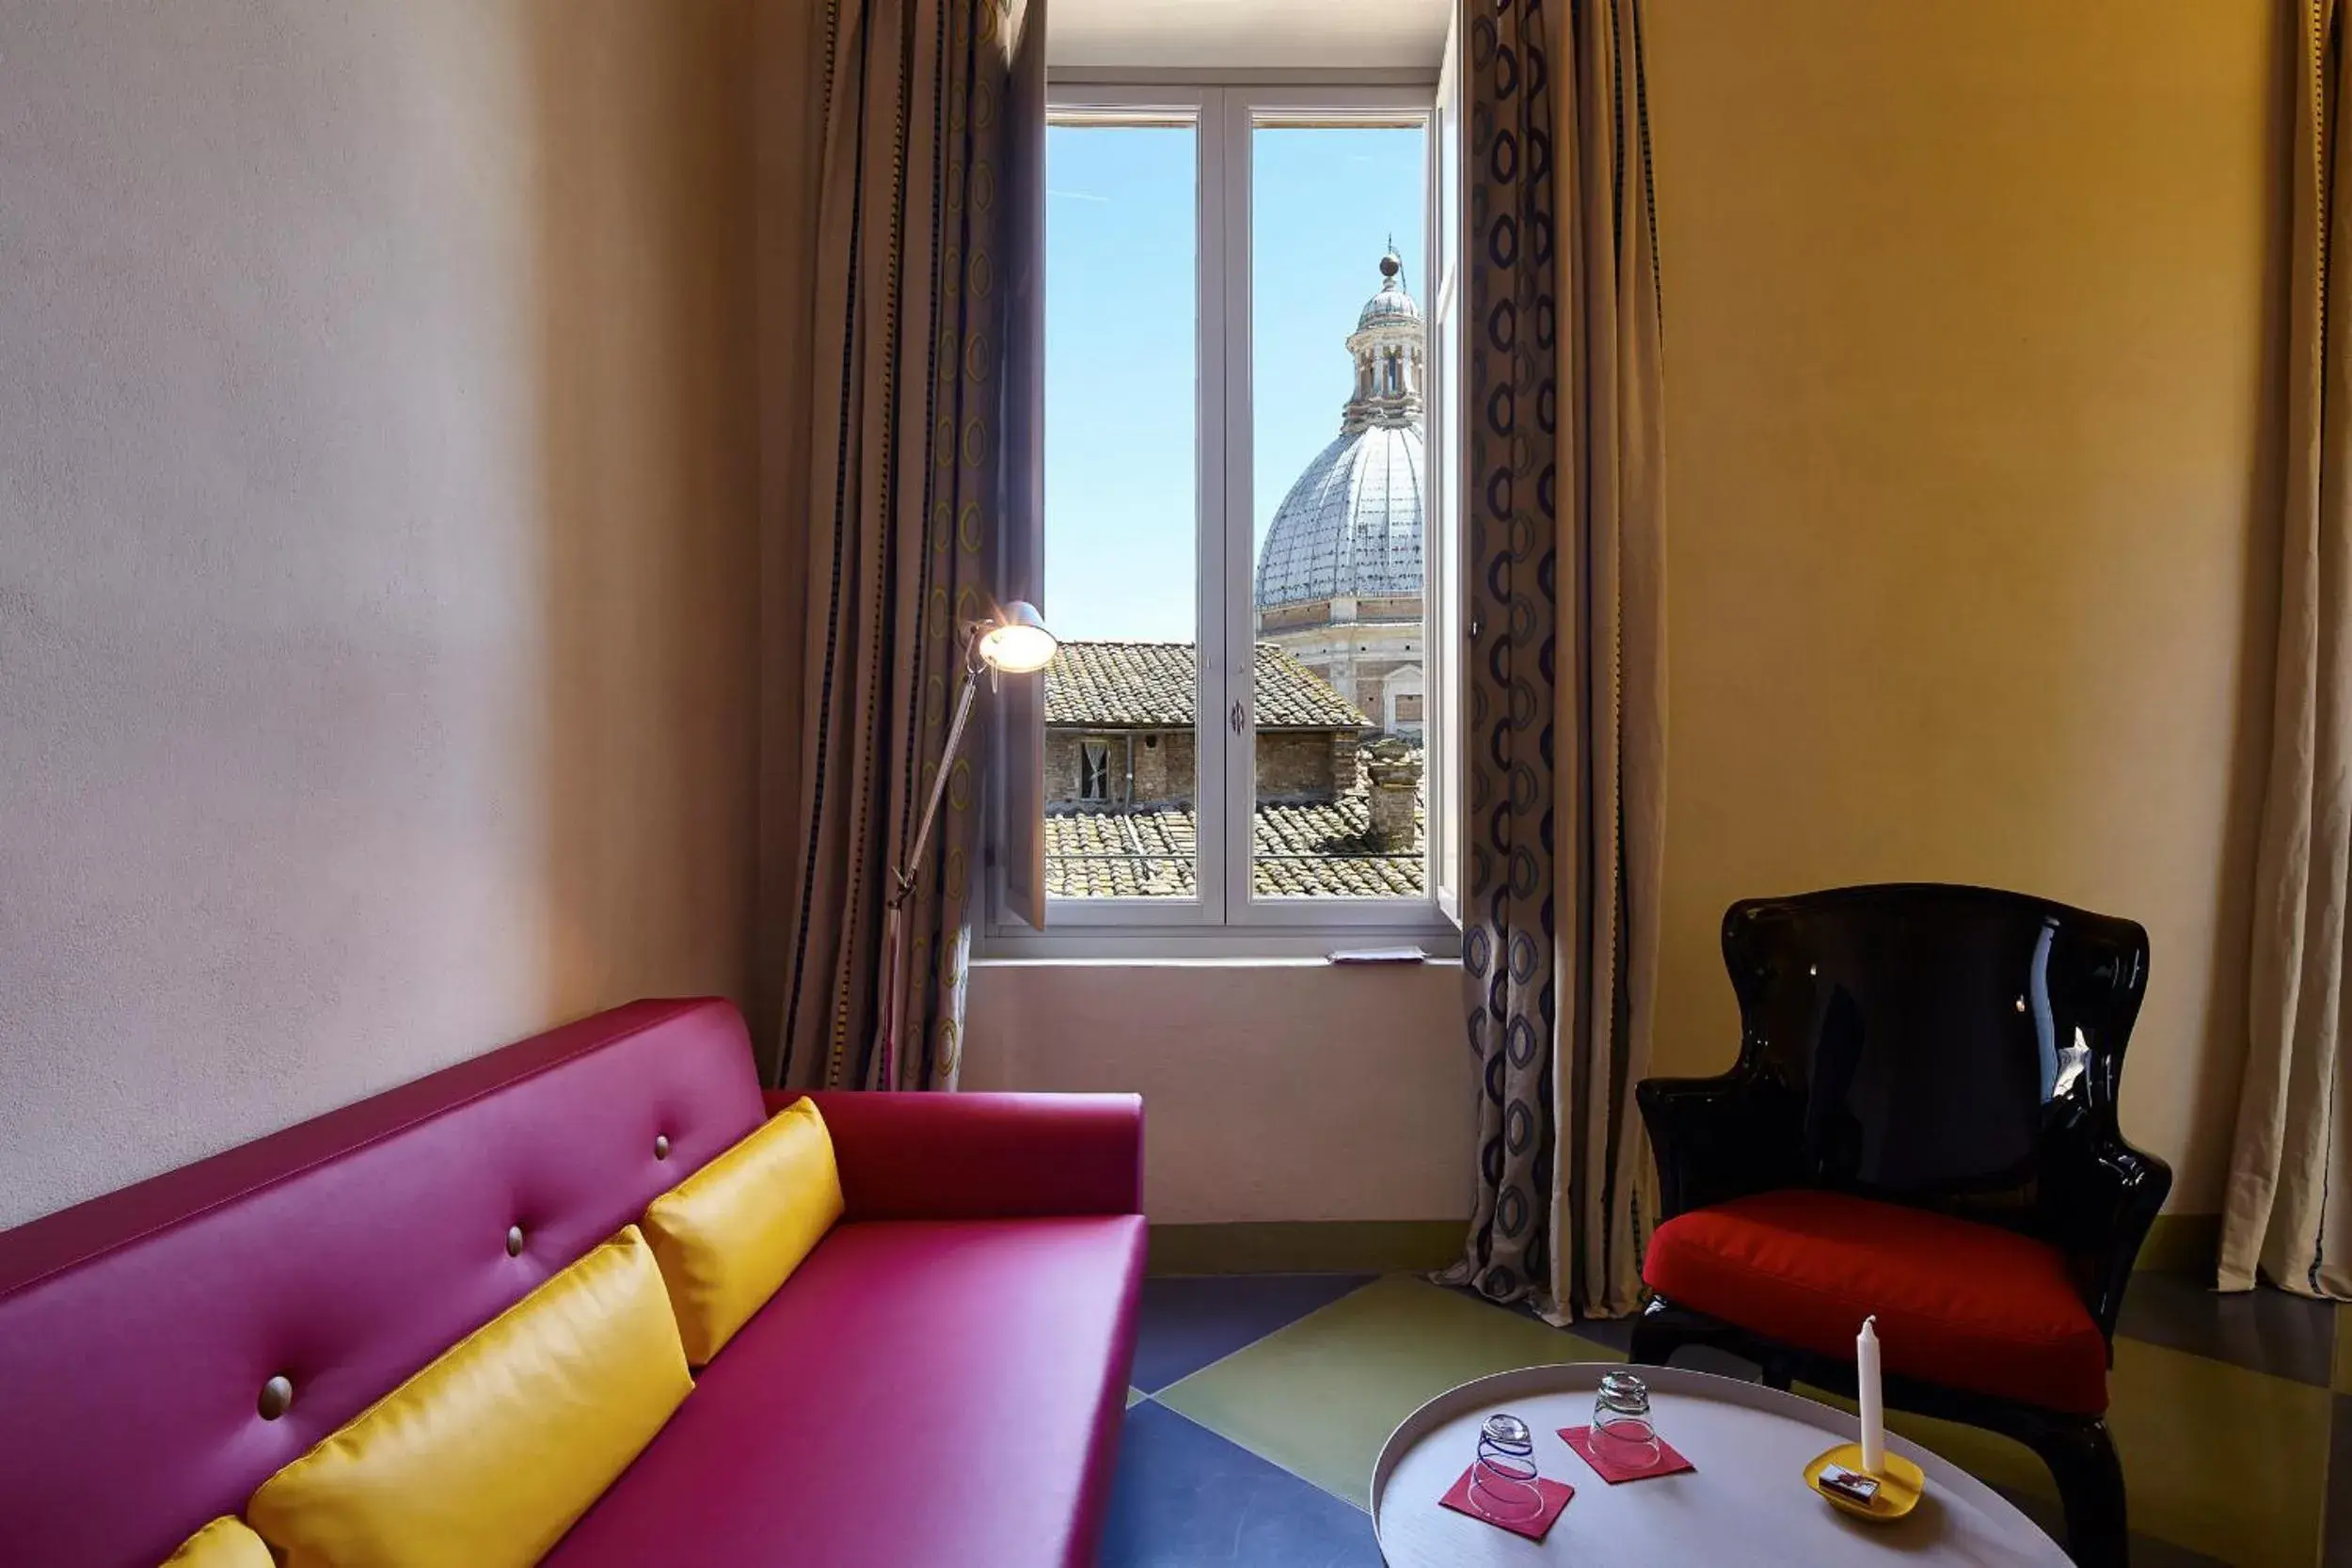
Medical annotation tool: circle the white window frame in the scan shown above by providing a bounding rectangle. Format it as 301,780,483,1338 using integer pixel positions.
1426,8,1465,927
986,79,1461,959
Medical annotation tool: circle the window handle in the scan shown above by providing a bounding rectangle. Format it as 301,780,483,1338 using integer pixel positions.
1231,700,1245,735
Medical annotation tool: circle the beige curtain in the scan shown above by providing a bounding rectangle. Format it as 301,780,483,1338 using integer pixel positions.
752,0,1044,1092
1444,0,1667,1323
2222,0,2352,1299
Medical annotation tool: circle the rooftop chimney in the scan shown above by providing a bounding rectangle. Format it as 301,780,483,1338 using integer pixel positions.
1362,737,1422,853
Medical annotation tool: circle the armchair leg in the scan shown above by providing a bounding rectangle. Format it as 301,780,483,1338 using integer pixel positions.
1628,1310,1685,1370
1629,1293,2129,1565
2022,1416,2126,1568
1628,1295,1751,1375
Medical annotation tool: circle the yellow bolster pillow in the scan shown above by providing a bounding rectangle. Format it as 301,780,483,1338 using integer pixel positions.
246,1225,691,1568
642,1097,844,1365
160,1517,274,1567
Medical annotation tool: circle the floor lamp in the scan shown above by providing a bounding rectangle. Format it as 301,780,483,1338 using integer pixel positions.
877,601,1057,1088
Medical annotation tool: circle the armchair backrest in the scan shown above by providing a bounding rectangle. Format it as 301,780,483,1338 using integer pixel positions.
1722,883,2151,1254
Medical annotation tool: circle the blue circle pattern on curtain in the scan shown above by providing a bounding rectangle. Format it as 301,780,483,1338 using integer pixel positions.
1440,0,1563,1318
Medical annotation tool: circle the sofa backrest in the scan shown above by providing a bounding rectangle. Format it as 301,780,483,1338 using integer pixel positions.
0,997,767,1568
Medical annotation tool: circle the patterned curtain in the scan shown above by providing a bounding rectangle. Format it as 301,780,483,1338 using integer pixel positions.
2220,0,2352,1300
1444,0,1666,1323
754,0,1045,1092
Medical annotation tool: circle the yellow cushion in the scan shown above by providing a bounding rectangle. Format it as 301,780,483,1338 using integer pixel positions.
641,1097,844,1364
246,1225,691,1568
160,1517,274,1567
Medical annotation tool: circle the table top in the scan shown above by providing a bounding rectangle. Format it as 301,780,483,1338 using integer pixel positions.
1370,1362,2070,1566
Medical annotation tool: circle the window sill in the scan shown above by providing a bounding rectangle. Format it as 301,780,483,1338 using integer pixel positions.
975,921,1462,963
974,953,1465,968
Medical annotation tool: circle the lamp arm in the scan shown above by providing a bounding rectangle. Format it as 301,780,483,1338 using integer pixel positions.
876,630,988,1090
887,635,988,911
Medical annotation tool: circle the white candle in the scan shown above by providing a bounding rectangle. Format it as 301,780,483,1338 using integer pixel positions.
1857,1314,1884,1475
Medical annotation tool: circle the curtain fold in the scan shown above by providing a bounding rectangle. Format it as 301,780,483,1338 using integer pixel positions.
1444,0,1666,1323
754,0,1044,1092
2220,0,2352,1300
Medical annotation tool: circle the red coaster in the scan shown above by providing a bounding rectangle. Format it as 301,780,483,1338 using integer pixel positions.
1559,1424,1696,1484
1438,1465,1574,1542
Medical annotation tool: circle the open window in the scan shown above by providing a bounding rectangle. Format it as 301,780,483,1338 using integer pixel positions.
990,75,1462,955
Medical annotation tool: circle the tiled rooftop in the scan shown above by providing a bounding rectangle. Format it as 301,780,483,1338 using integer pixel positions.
1044,641,1368,731
1254,795,1425,896
1044,792,1424,899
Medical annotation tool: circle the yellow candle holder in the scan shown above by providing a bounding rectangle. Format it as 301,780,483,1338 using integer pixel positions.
1804,1443,1926,1523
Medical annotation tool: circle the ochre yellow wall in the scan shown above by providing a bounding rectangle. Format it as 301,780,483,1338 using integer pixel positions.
1645,1,2284,1211
0,1,759,1227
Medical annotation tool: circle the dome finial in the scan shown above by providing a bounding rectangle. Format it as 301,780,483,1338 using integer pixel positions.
1378,240,1402,287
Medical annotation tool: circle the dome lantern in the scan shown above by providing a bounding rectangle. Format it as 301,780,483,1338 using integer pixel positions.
1343,245,1425,436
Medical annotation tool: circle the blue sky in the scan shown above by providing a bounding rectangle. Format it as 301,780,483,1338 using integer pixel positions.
1043,123,1427,642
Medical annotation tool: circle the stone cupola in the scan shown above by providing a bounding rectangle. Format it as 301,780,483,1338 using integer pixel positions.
1342,246,1425,436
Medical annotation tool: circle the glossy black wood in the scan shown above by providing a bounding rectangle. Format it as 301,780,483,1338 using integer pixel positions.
1634,883,2169,1568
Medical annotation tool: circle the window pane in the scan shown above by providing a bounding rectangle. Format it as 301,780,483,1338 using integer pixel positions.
1041,122,1200,899
1248,122,1429,899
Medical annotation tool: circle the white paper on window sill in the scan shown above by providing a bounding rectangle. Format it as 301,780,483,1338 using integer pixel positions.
1327,945,1427,964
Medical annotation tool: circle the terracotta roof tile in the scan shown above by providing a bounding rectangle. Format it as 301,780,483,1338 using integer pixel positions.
1042,641,1367,730
1042,777,1424,900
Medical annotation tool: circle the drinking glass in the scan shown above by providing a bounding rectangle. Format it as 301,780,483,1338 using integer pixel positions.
1592,1370,1662,1470
1470,1413,1542,1521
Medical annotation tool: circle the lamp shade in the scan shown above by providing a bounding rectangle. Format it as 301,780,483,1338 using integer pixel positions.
977,601,1057,673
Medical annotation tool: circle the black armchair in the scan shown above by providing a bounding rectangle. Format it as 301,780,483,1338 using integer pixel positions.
1631,884,2170,1568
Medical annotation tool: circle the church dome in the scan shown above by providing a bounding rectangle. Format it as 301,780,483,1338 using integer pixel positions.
1255,428,1424,607
1255,251,1427,611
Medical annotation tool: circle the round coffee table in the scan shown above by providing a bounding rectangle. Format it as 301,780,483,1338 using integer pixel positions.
1371,1362,2069,1564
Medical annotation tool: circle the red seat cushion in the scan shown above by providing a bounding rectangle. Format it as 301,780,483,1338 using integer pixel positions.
1643,1189,2108,1416
545,1212,1145,1567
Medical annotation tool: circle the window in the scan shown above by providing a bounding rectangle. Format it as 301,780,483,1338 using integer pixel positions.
1078,741,1113,802
994,78,1462,952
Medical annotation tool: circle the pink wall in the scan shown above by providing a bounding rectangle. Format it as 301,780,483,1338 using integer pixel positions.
0,0,760,1227
963,961,1476,1223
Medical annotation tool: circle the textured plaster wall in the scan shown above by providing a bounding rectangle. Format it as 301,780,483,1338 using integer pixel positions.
963,961,1475,1224
1645,0,2284,1212
0,0,759,1227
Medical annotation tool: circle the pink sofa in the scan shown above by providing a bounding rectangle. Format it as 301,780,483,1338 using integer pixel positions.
0,999,1146,1567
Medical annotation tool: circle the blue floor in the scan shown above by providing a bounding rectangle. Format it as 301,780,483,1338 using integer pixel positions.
1125,1273,1375,1394
1103,1402,1384,1568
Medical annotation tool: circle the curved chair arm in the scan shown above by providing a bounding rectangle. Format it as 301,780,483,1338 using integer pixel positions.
2051,1132,2172,1341
1637,1071,1804,1223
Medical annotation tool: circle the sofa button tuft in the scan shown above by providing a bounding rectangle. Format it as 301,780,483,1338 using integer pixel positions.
506,1225,525,1257
259,1375,294,1420
654,1134,672,1160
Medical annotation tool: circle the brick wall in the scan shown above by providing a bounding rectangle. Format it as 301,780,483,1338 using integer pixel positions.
1045,730,1198,809
1044,728,1345,807
1256,731,1341,803
1136,731,1195,805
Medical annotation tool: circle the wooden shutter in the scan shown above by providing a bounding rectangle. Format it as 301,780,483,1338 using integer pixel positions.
994,0,1049,929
